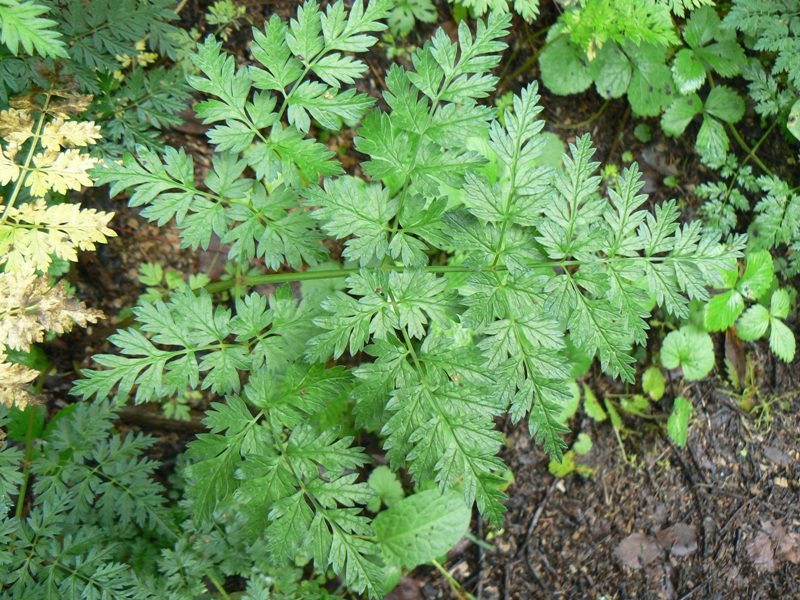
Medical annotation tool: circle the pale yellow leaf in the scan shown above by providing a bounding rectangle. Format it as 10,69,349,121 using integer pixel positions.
0,354,38,409
0,265,45,349
0,148,20,185
0,265,104,353
0,199,115,272
40,118,102,151
27,149,98,196
137,52,159,67
0,109,34,145
5,141,22,160
25,170,50,198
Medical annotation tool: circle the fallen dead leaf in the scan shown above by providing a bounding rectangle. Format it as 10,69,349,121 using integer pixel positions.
763,446,792,467
748,530,777,573
748,519,800,572
614,532,662,570
656,523,698,557
763,520,800,564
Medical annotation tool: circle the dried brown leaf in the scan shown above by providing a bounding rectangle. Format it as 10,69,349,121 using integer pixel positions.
762,520,800,565
614,532,662,570
656,523,698,557
48,94,94,119
748,530,777,573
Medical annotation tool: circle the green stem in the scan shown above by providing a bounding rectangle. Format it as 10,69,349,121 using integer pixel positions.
201,265,496,294
202,251,728,295
724,119,778,205
727,124,773,177
497,26,550,88
551,99,611,131
33,362,55,395
431,559,475,600
15,404,39,519
706,72,773,177
206,572,231,600
500,34,561,89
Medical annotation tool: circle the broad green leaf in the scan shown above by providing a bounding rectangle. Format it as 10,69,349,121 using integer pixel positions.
704,289,744,332
367,466,404,512
704,86,745,124
592,42,632,99
695,116,728,165
641,366,665,401
661,93,703,136
672,48,706,94
682,6,718,49
737,250,773,300
620,394,649,414
698,41,746,78
770,288,791,320
674,6,746,93
539,36,592,96
769,318,796,362
583,383,606,421
736,304,770,341
667,396,692,447
788,99,800,141
626,44,674,117
374,489,471,568
660,326,714,381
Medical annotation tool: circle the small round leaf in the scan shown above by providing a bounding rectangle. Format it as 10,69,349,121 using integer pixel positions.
661,326,715,381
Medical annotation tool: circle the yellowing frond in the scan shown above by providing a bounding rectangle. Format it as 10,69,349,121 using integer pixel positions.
0,148,20,185
0,265,104,353
40,118,102,151
0,354,38,409
0,199,116,272
0,108,34,145
26,148,98,197
48,94,94,119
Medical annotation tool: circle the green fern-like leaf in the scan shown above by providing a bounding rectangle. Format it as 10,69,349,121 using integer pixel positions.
0,0,68,58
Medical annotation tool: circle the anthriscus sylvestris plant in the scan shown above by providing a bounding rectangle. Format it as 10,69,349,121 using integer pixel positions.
71,1,742,596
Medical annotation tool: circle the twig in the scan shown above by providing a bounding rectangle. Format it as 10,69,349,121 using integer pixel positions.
551,99,611,131
677,582,704,600
662,433,707,558
517,478,560,594
117,405,207,433
521,479,559,553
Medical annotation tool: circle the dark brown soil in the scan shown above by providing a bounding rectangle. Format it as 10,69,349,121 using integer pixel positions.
45,1,800,599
